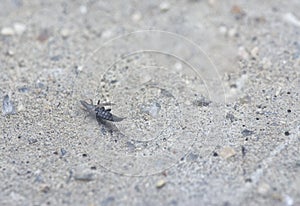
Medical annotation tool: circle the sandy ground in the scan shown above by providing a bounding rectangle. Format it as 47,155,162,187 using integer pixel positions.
0,0,299,205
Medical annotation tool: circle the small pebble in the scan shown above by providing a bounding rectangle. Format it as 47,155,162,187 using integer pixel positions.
40,185,50,193
50,55,62,61
2,95,16,116
242,129,254,136
60,28,70,38
228,27,238,38
241,146,246,157
60,148,67,156
28,138,38,144
101,196,115,206
79,5,87,14
219,26,228,35
283,13,300,27
226,113,237,122
74,173,94,181
37,29,49,42
174,62,183,71
141,102,161,118
1,27,14,36
132,12,142,22
156,179,166,189
160,89,174,98
17,103,25,112
257,182,270,195
238,46,249,59
250,47,259,58
219,147,236,159
140,74,152,84
275,86,282,96
231,5,244,15
192,96,211,107
18,86,29,93
283,195,294,206
101,30,113,39
126,141,136,152
208,0,216,6
13,23,26,35
213,152,219,157
159,2,170,12
6,50,15,56
261,57,272,69
36,80,45,89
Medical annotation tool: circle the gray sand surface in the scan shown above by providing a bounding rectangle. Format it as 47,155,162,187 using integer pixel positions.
0,1,299,205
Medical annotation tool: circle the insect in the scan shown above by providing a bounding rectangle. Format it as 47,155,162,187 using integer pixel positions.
80,99,125,122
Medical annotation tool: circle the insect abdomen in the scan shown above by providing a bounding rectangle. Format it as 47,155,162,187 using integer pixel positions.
95,107,114,121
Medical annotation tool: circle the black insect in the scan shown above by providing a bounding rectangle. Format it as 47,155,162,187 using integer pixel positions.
80,99,125,122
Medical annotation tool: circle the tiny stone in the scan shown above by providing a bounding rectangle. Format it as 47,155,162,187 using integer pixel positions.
132,12,142,22
156,179,166,189
283,195,294,206
226,113,237,122
242,129,254,136
17,103,25,112
18,60,26,67
160,89,174,98
228,27,237,37
219,146,236,159
36,80,45,89
101,196,115,206
101,30,113,39
159,2,170,12
187,153,199,161
28,138,38,144
60,28,70,38
174,62,183,71
2,95,16,116
18,86,29,93
257,182,270,195
245,178,252,183
283,13,300,27
192,96,211,107
250,47,259,58
208,0,216,6
140,74,152,84
6,50,14,56
60,148,67,156
141,102,161,118
37,29,49,42
241,146,246,156
13,23,26,35
219,26,228,35
184,100,192,106
238,46,249,59
275,86,282,96
126,141,136,152
50,55,62,61
40,185,50,193
261,57,272,69
74,173,94,181
1,27,15,36
79,5,87,14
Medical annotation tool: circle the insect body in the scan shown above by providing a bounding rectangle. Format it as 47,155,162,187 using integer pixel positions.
80,99,125,122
